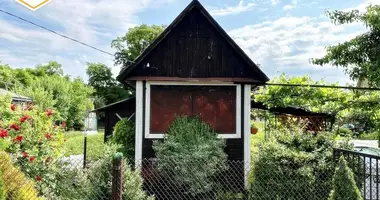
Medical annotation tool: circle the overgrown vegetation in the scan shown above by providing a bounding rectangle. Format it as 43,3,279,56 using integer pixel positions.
153,116,228,196
328,156,363,200
249,125,353,200
111,118,134,161
0,151,39,200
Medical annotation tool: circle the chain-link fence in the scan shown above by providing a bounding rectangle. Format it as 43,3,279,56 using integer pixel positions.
1,150,376,200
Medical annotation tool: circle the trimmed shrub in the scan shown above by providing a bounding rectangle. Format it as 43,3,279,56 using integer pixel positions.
328,156,363,200
153,116,228,196
337,127,353,137
0,151,39,200
249,126,353,200
111,118,135,160
0,172,6,200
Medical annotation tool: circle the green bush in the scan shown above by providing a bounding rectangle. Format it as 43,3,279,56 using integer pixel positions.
328,156,362,200
153,116,228,196
111,118,135,160
81,144,152,200
356,132,379,140
249,126,353,200
0,171,6,200
336,127,353,137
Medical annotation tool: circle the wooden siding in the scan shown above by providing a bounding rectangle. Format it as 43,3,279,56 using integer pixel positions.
127,8,261,81
102,101,135,141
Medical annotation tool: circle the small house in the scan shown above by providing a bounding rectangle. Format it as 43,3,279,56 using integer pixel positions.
116,0,269,190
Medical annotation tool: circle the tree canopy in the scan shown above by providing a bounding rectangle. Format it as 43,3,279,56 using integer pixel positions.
111,24,165,66
0,62,93,130
312,5,380,87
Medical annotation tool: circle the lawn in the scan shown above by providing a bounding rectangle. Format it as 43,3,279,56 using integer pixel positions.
64,131,105,160
251,121,265,154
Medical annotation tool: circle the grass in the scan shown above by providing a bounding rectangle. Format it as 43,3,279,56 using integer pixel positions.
250,121,266,154
63,131,106,160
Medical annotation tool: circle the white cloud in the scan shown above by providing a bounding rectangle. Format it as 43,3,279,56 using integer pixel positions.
0,0,176,80
228,13,365,83
210,0,256,16
271,0,280,6
283,0,297,11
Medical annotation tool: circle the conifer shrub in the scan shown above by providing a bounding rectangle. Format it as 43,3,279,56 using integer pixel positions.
0,171,6,200
0,151,39,200
111,118,135,160
328,156,363,200
153,116,228,196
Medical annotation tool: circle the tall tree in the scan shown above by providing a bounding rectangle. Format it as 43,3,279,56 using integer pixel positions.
86,63,131,108
312,5,380,87
111,24,165,66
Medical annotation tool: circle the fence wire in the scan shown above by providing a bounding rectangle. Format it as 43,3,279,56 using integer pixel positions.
0,153,376,200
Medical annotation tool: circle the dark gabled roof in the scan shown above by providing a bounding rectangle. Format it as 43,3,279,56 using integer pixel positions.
117,0,269,83
251,101,334,118
91,97,135,112
0,88,32,102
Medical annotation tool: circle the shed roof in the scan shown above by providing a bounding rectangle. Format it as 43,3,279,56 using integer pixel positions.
117,0,269,83
0,88,32,102
251,101,334,118
91,97,135,112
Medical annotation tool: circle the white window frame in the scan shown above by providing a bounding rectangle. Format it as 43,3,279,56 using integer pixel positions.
145,81,241,139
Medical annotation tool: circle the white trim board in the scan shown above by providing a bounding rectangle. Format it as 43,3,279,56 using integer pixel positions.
144,81,242,139
134,81,143,168
243,84,251,188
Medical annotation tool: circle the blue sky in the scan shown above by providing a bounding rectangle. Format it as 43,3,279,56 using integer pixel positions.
0,0,378,84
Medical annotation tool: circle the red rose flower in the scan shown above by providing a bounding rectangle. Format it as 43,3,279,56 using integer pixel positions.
10,124,20,131
11,104,16,111
29,156,35,162
36,176,41,182
45,133,52,140
20,115,30,123
13,135,23,143
0,129,8,138
45,109,53,117
23,151,29,158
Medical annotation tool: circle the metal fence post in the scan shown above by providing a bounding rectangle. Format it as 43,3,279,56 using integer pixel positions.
83,136,87,169
112,153,123,200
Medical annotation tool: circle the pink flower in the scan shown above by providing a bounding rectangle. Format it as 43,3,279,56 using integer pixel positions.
0,129,8,138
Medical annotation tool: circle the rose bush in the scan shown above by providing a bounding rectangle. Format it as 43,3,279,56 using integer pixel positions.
0,95,65,186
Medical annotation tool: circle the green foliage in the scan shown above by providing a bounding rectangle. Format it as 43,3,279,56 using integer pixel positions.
111,118,134,160
0,151,39,200
336,127,353,137
153,116,228,196
249,125,353,200
112,24,165,66
63,132,105,160
86,63,131,108
312,5,380,87
0,95,65,185
0,62,94,130
357,132,379,140
0,171,6,200
254,73,350,114
328,156,363,200
59,144,153,200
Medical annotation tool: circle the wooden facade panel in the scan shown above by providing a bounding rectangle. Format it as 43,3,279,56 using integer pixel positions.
128,8,259,80
193,86,236,134
150,86,192,133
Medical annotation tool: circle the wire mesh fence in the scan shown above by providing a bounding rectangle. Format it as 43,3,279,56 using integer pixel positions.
1,151,376,200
